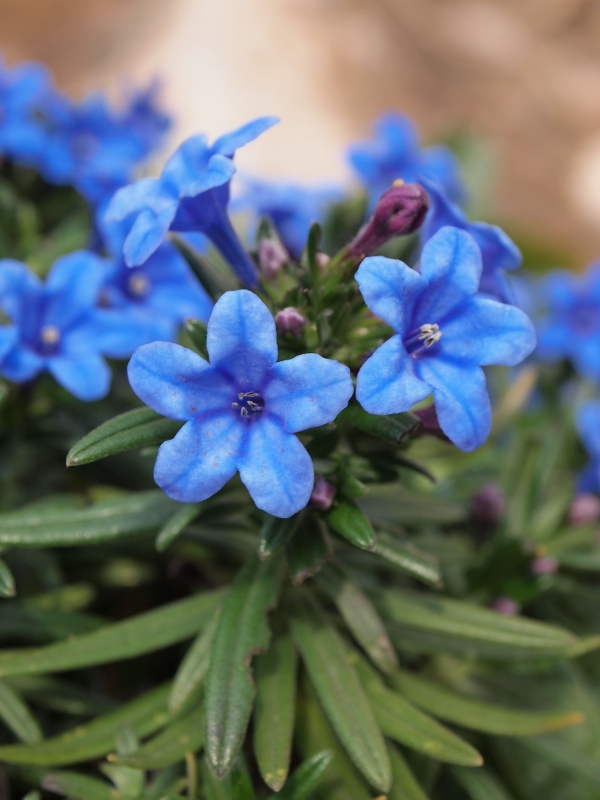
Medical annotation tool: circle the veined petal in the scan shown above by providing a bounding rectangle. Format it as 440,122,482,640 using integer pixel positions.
128,342,231,421
154,414,243,503
206,290,277,385
356,334,431,415
238,415,313,517
0,345,44,382
211,116,279,157
123,206,178,267
48,353,111,401
415,358,491,451
44,251,105,330
355,256,426,334
439,297,536,366
415,227,482,323
0,259,42,325
265,353,353,433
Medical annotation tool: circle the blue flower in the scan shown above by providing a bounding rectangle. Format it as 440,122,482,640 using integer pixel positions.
420,180,521,303
576,400,600,493
105,117,279,287
0,252,140,400
348,112,465,210
0,56,51,166
127,290,354,516
234,177,344,258
535,265,600,382
118,80,171,160
355,226,536,451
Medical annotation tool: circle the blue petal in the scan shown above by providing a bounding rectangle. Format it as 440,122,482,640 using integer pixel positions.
355,256,426,334
577,462,600,493
576,401,600,459
161,134,210,190
65,309,173,360
238,414,313,517
44,252,105,330
470,222,522,273
105,177,175,222
141,244,213,322
415,358,491,451
206,291,277,385
573,338,600,382
123,206,178,267
0,259,42,326
0,326,17,362
265,354,353,433
154,415,243,503
0,345,44,382
542,271,577,312
128,342,232,421
439,297,536,366
178,154,236,199
48,354,111,401
535,320,570,361
356,335,431,415
414,227,482,323
211,116,279,157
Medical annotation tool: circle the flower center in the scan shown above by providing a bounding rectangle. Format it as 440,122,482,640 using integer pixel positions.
232,391,265,417
37,324,61,356
404,323,442,358
126,270,152,299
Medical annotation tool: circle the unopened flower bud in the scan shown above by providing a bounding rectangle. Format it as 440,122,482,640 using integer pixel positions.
347,181,429,260
412,404,450,442
258,238,288,279
531,556,558,575
310,476,336,511
491,597,520,616
471,483,506,526
275,307,307,337
567,493,600,526
315,252,330,270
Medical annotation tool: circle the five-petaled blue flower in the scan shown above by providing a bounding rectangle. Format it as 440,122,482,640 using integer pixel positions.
355,226,536,451
127,290,354,517
0,253,133,401
536,265,600,383
348,112,465,210
576,400,600,493
105,117,279,287
420,180,522,304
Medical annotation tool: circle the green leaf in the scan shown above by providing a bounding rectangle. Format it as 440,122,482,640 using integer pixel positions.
156,502,203,552
274,751,333,800
326,502,376,550
8,675,115,717
170,609,220,714
202,754,232,800
230,757,256,800
0,606,105,643
184,317,208,356
253,628,298,790
0,557,15,597
523,735,600,790
392,669,584,736
286,518,331,584
377,588,577,659
374,535,441,588
359,485,466,526
302,222,322,283
0,490,178,547
258,516,298,559
0,678,42,743
451,766,516,800
338,405,419,445
66,406,182,466
317,562,398,674
0,589,223,677
205,555,285,778
0,683,170,765
289,591,391,792
109,700,204,769
42,771,113,800
388,745,429,800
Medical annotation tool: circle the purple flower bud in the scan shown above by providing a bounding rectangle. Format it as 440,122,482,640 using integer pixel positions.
275,307,307,337
310,476,336,511
258,238,288,278
567,493,600,526
347,181,429,260
412,405,450,442
471,483,506,526
315,253,330,270
531,556,558,575
491,597,521,616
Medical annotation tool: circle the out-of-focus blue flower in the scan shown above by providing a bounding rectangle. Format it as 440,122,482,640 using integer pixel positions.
97,217,213,353
118,80,171,159
128,290,353,516
576,400,600,493
0,253,142,400
0,56,50,165
536,265,600,382
348,112,465,210
105,117,279,287
355,226,536,451
235,177,343,258
421,180,521,303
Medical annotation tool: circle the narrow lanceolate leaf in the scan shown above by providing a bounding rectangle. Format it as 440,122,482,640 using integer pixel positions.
374,533,442,588
66,406,182,466
0,589,223,678
170,610,220,714
253,628,298,790
392,670,583,736
205,555,285,778
0,683,170,765
42,771,113,800
0,490,178,547
317,563,398,674
274,751,333,800
326,502,376,550
156,502,203,551
289,592,391,792
0,679,42,743
377,588,577,659
286,518,331,585
523,735,600,789
0,557,15,596
258,515,298,559
338,405,419,445
388,745,430,800
359,485,466,526
451,766,516,800
109,701,204,769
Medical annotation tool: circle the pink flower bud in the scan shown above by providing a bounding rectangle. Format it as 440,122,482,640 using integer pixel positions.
491,597,521,616
567,493,600,526
275,307,307,337
315,253,330,270
258,238,288,279
531,556,558,575
471,483,506,526
310,476,336,511
412,405,450,442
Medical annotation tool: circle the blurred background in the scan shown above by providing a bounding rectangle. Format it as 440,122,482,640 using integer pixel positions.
2,0,600,265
